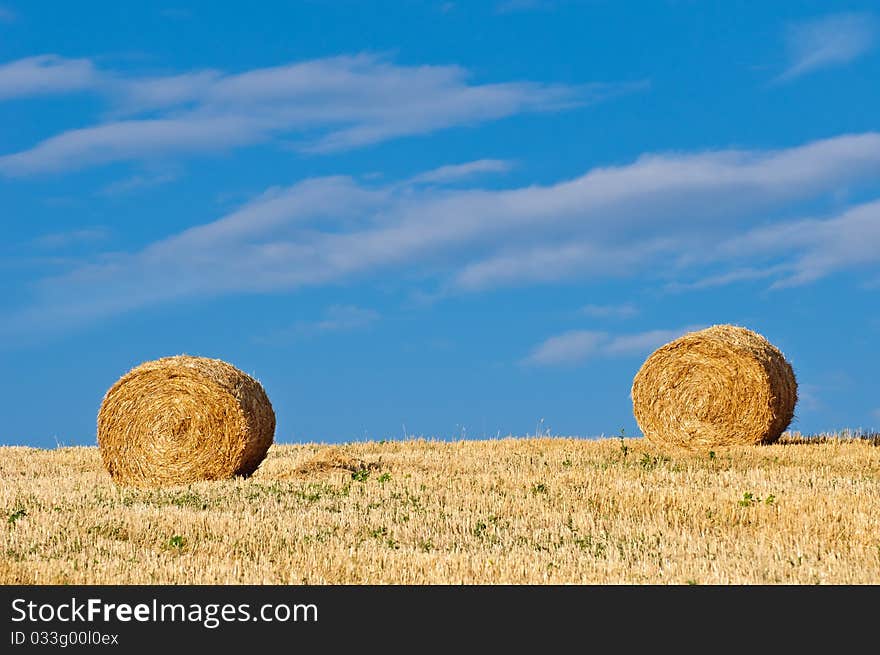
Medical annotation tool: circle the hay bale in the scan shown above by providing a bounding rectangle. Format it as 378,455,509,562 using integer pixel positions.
631,325,797,448
97,355,275,487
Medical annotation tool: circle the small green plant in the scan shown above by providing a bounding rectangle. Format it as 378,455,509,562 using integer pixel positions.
562,458,573,467
167,535,186,550
573,533,607,558
87,522,129,541
351,468,370,482
738,492,775,506
531,482,548,495
618,429,629,459
638,453,670,470
362,526,395,548
377,472,391,484
738,492,756,506
419,539,434,553
169,490,207,510
7,508,27,526
708,451,716,461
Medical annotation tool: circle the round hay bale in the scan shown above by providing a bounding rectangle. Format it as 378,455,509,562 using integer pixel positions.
97,355,275,487
631,325,797,448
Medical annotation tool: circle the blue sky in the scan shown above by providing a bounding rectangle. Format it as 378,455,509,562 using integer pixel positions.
2,1,879,447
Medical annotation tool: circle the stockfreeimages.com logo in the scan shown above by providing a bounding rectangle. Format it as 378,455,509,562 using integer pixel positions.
11,597,318,630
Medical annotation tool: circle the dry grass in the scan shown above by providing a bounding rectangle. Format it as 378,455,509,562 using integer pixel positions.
2,433,880,584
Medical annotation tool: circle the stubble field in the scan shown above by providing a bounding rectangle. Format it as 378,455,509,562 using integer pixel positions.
2,433,879,584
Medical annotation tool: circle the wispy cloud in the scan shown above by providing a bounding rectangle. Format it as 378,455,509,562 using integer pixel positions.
449,132,880,290
97,171,179,197
795,383,822,412
0,55,98,100
0,116,268,175
308,305,379,332
522,330,605,366
777,13,877,81
580,303,638,319
160,8,192,20
665,265,790,292
256,304,380,343
496,0,554,14
410,159,513,185
602,327,703,356
4,132,880,336
0,53,632,175
30,228,109,250
710,199,880,287
522,325,700,366
452,239,670,291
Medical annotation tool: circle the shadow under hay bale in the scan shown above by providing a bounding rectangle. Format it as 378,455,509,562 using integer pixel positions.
631,324,797,448
97,355,275,488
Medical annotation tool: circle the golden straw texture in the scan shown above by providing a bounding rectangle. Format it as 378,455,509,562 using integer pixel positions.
97,355,275,487
631,325,797,448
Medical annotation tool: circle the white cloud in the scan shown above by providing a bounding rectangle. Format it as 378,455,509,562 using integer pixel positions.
496,0,553,13
97,171,178,197
31,228,109,250
0,55,98,100
0,116,266,175
256,305,380,343
452,239,670,290
665,265,790,292
522,330,605,366
4,132,880,335
112,70,221,114
160,8,192,20
310,305,379,332
797,384,823,412
0,53,617,174
410,159,513,185
712,199,880,287
580,303,638,319
603,327,703,356
522,325,700,367
778,13,877,81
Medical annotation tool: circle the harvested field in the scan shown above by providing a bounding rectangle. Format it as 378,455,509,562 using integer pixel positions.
2,433,879,584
